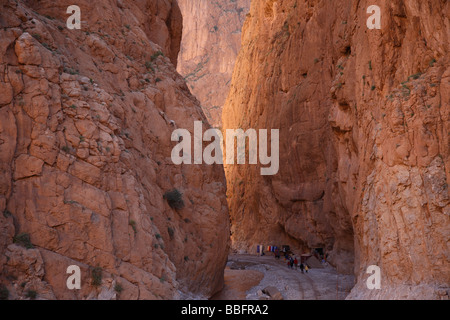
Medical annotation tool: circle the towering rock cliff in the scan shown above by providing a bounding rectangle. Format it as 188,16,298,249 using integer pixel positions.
223,0,449,299
0,0,229,299
177,0,250,128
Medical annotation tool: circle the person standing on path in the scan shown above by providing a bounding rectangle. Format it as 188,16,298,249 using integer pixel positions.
305,265,309,273
294,257,298,270
300,263,305,274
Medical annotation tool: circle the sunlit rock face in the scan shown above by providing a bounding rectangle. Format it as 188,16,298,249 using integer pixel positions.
177,0,250,128
0,0,229,300
223,0,449,299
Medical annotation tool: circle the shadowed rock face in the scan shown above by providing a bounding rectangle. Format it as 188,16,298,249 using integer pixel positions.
223,0,449,299
177,0,250,128
0,0,229,300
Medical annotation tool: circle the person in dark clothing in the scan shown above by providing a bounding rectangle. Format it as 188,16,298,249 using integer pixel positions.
289,257,294,269
299,263,305,274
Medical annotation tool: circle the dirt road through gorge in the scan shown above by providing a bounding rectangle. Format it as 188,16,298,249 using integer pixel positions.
212,255,355,300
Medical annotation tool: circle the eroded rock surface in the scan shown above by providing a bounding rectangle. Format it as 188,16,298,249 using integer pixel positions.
223,0,449,299
177,0,250,127
0,0,229,300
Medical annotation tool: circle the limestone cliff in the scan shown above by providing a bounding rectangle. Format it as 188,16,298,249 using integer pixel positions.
177,0,250,128
223,0,449,299
0,0,229,299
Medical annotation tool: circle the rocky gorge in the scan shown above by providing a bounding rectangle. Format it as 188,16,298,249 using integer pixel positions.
222,0,449,299
0,0,448,301
0,0,229,300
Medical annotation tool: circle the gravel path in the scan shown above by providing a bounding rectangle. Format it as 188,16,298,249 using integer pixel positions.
222,255,355,300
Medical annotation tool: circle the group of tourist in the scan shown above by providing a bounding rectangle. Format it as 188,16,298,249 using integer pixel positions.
271,247,310,273
285,255,309,273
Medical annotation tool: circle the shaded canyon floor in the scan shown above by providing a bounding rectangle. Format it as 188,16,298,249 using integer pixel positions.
212,255,355,300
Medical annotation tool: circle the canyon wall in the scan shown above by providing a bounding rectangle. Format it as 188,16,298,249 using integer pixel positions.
0,0,229,299
177,0,250,128
223,0,449,299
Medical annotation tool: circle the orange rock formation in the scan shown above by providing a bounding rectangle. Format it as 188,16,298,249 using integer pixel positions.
223,0,449,299
1,0,448,301
177,0,250,128
0,0,229,300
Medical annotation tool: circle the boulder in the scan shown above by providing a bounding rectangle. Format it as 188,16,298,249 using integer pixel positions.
262,286,283,300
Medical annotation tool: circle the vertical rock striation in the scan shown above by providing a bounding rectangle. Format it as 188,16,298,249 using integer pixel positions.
0,0,229,299
223,0,449,299
177,0,250,128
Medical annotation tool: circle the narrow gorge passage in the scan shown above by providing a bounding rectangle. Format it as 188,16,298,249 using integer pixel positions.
0,0,448,302
177,0,357,299
178,0,450,301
